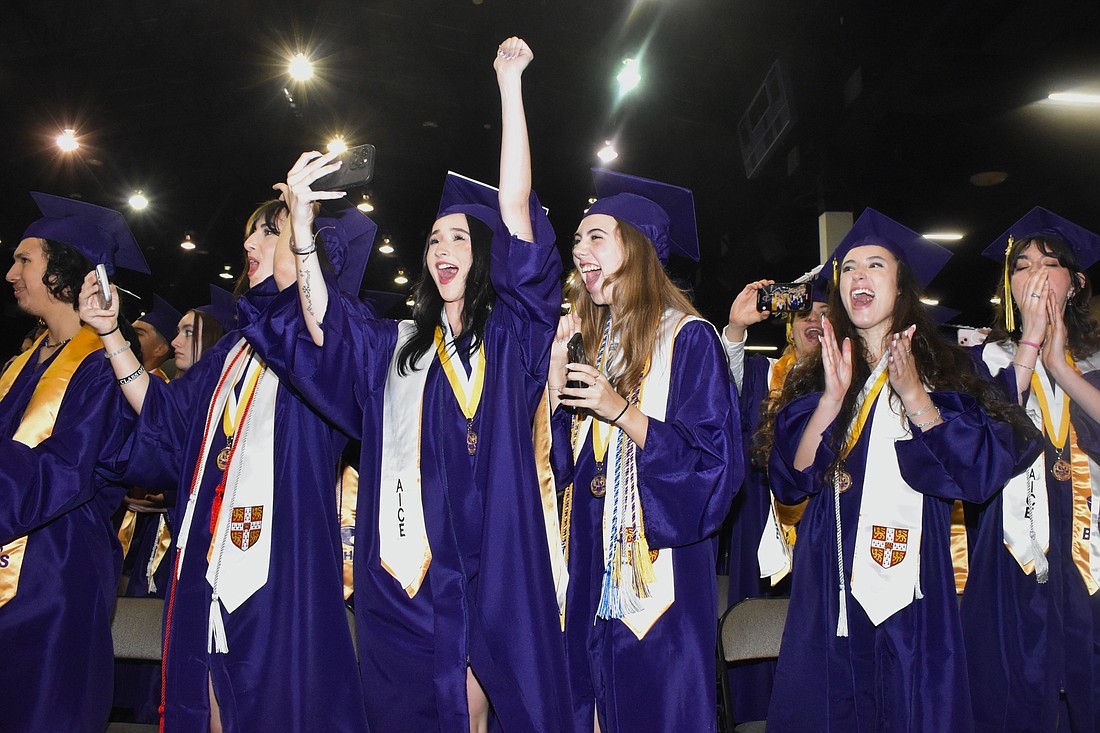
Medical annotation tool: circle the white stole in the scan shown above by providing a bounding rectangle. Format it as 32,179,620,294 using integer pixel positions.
378,321,433,597
847,357,926,627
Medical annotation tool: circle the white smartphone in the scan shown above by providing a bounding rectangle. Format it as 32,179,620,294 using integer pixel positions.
94,264,112,308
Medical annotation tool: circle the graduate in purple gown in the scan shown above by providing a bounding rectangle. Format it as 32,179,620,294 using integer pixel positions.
758,209,1038,733
0,194,146,732
966,208,1100,733
548,170,740,733
81,199,369,733
718,273,826,722
244,37,572,733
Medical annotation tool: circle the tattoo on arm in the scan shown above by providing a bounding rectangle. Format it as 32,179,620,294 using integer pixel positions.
302,268,315,318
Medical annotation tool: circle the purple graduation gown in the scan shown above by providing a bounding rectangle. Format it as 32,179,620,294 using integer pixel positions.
766,389,1037,733
112,279,369,733
243,214,572,732
0,339,133,732
963,345,1100,733
724,354,789,721
550,320,741,733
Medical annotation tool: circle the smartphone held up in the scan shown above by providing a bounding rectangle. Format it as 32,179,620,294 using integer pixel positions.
312,144,377,192
94,264,112,309
756,282,812,314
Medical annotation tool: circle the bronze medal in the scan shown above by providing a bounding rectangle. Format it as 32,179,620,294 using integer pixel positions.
216,445,231,471
590,473,606,498
836,469,852,493
466,420,478,457
1052,457,1071,481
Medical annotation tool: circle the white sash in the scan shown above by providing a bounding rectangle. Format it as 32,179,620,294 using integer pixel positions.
579,310,702,639
379,321,433,597
982,341,1051,575
847,357,926,626
756,357,795,584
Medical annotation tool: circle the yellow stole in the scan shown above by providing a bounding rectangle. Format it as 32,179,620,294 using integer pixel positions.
0,326,104,608
337,462,358,601
767,348,806,545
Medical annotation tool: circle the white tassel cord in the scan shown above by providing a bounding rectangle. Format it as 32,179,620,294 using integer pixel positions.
834,469,849,637
208,596,229,653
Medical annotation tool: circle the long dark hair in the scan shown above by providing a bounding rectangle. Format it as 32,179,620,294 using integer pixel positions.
397,213,495,375
234,199,289,298
753,255,1036,470
40,238,91,309
986,235,1100,359
188,309,226,370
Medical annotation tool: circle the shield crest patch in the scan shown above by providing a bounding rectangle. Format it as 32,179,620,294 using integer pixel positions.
230,506,263,551
869,525,908,569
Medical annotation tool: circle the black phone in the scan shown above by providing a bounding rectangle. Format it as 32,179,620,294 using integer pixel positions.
757,282,812,313
566,333,587,391
312,144,377,191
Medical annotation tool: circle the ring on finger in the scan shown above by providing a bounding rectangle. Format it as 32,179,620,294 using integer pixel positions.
1030,293,1041,298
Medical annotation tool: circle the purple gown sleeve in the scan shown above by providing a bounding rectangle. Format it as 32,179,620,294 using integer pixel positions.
0,359,134,543
241,278,396,439
969,342,1028,403
768,392,834,505
549,407,575,490
636,321,741,547
489,202,562,389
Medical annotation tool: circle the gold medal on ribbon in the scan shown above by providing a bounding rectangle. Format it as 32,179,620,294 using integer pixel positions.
466,419,478,457
1052,457,1071,482
836,468,853,493
434,324,485,458
590,469,607,498
216,445,232,471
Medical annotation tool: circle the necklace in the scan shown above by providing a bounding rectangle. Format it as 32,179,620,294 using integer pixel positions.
41,334,73,350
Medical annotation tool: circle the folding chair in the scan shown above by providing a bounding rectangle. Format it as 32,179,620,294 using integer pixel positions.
107,597,165,733
717,596,790,733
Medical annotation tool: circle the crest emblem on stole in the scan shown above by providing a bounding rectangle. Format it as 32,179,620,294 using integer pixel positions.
230,506,264,551
869,525,908,569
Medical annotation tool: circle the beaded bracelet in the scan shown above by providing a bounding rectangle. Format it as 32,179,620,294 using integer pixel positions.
117,365,145,386
104,340,132,360
1012,362,1035,371
914,407,941,430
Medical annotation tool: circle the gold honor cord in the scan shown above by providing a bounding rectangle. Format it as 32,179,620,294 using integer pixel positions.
433,327,485,456
1030,362,1072,480
835,369,890,492
0,327,103,607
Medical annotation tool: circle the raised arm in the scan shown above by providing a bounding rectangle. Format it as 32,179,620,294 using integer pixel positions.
494,36,534,242
275,151,345,346
78,272,148,414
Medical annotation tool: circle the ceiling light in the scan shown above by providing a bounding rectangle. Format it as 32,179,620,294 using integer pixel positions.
289,53,314,81
1047,91,1100,105
920,297,940,306
990,296,1002,305
219,272,234,280
617,58,642,96
597,141,618,163
394,270,409,285
129,192,149,211
179,234,195,250
587,197,597,205
55,128,79,152
405,296,415,307
923,232,964,242
328,138,348,154
745,345,779,352
378,237,394,254
356,193,374,212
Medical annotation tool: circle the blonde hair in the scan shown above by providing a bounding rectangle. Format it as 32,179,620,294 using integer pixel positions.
566,219,699,395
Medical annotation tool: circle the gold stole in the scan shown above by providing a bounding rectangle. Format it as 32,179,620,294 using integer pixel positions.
0,327,104,608
1068,423,1099,594
337,462,358,601
950,500,969,595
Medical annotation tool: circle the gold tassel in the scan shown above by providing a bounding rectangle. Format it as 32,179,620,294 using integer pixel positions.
1004,235,1016,333
833,257,839,287
630,513,658,598
785,315,794,345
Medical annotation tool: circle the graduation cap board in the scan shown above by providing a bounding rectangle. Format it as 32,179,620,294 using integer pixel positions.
435,172,554,251
196,285,236,332
313,201,379,296
137,294,183,343
823,208,951,290
586,169,700,263
21,192,150,276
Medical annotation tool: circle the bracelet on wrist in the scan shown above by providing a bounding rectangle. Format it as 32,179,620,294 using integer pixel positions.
914,407,941,430
288,239,316,256
610,403,630,424
1012,361,1035,372
104,340,132,361
1018,339,1042,351
547,384,564,392
907,400,935,418
97,325,120,337
117,365,145,386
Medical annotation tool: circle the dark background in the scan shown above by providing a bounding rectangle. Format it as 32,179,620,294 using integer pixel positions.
3,0,1100,358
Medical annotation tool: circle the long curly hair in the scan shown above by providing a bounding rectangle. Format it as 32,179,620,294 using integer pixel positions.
40,238,91,310
986,235,1100,359
565,219,699,395
753,254,1036,471
397,213,496,375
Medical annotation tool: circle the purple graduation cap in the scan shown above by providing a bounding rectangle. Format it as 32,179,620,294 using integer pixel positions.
137,294,183,343
360,289,406,318
824,208,952,290
196,285,236,332
436,171,554,248
586,169,700,264
979,206,1100,331
313,201,379,296
21,192,150,275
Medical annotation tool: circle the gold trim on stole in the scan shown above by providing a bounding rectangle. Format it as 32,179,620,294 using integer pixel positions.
1068,424,1099,595
0,326,104,607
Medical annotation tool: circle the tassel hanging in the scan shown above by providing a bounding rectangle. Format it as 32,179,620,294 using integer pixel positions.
1030,533,1050,584
208,597,229,653
1004,235,1016,333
